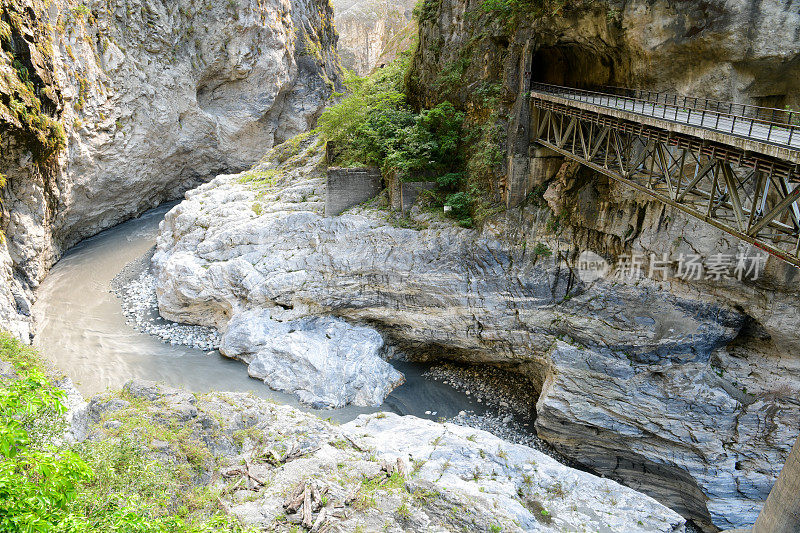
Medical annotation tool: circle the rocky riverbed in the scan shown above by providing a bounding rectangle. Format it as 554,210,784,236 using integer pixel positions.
150,135,799,531
112,248,222,352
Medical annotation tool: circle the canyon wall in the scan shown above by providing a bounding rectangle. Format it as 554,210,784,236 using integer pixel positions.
332,0,415,74
0,0,341,339
403,0,800,530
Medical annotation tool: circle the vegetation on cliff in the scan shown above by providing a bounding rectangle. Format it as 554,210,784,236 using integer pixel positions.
0,332,246,533
318,52,464,179
318,51,484,226
0,0,66,163
0,0,66,242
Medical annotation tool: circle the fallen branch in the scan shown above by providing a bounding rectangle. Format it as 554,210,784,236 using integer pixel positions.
284,482,306,513
301,485,313,529
285,444,321,463
243,457,269,486
310,507,327,532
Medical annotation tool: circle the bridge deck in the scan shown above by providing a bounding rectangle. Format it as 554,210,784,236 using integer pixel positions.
530,84,800,166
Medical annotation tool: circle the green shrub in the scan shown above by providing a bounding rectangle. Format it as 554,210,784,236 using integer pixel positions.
318,53,464,181
445,191,474,227
0,332,247,532
532,242,552,257
436,172,464,191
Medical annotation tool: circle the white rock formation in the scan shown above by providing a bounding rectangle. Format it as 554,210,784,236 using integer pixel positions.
152,137,799,530
83,379,686,532
344,412,686,532
220,309,405,408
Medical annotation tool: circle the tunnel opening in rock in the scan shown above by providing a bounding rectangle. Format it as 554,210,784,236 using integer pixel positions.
530,44,620,89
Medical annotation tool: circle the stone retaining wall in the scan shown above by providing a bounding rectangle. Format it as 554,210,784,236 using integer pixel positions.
325,167,383,216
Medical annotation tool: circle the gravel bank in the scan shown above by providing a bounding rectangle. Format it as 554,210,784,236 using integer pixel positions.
111,248,220,351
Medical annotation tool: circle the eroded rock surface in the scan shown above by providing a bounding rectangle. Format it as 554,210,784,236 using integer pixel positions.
81,379,685,532
152,138,799,530
220,309,405,408
1,0,340,340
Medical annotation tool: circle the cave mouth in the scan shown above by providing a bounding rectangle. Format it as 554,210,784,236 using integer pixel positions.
530,44,621,90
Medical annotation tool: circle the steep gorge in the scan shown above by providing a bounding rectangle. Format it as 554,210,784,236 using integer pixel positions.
331,0,415,74
3,0,800,531
0,0,341,340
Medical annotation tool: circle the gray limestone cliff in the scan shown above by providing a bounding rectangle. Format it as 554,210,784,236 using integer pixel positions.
403,1,800,530
332,0,415,74
0,0,341,340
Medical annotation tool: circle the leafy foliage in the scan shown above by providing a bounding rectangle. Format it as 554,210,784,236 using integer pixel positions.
532,242,552,257
444,191,474,227
436,172,464,191
0,332,247,533
480,0,567,27
318,53,464,181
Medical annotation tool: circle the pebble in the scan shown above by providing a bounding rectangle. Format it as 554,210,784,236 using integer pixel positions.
111,251,221,351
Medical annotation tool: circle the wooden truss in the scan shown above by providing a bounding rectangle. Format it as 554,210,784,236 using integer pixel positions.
531,99,800,268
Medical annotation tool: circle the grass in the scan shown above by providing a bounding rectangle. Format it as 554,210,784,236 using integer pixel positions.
239,168,279,189
0,331,250,532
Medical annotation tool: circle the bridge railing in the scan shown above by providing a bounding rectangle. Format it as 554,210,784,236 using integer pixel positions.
529,83,800,150
598,85,800,127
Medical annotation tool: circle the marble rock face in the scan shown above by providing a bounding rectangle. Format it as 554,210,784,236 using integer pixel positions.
0,0,340,341
343,412,686,533
152,140,800,530
79,379,687,532
220,309,404,409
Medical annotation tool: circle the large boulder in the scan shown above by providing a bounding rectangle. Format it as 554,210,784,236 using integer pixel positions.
220,309,405,408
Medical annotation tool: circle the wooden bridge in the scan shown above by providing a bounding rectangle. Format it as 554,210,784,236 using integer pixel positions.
528,83,800,268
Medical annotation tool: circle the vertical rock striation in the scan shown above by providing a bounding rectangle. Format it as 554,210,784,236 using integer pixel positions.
332,0,415,74
0,0,341,339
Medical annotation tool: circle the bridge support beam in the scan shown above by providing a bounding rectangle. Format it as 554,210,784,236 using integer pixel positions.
752,435,800,533
529,98,800,267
